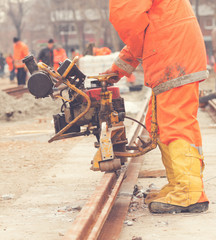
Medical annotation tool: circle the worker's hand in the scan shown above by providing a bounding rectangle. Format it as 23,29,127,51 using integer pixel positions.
101,68,120,84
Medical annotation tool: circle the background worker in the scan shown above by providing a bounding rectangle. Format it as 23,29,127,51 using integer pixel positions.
0,52,5,77
53,44,67,71
6,53,15,82
212,28,216,73
38,39,54,67
105,0,209,213
71,48,82,59
13,37,29,86
93,46,112,56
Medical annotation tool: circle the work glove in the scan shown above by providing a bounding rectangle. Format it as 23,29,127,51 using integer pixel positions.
102,67,121,84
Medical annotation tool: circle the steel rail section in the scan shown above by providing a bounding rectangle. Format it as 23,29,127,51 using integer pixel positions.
3,85,65,99
63,89,152,240
3,86,29,98
207,99,216,122
98,91,151,239
209,99,216,110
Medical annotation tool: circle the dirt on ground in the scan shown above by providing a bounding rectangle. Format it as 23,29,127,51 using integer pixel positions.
119,71,216,240
119,108,216,240
0,106,104,240
0,74,146,239
0,73,216,240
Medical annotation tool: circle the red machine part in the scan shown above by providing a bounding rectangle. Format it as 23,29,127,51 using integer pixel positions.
85,86,120,101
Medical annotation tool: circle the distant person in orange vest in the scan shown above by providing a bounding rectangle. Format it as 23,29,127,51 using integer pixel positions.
38,39,54,67
13,37,29,86
93,47,112,56
71,48,83,59
6,54,15,82
53,45,67,71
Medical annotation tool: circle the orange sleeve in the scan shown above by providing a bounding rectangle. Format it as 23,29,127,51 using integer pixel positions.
109,0,151,58
111,45,140,78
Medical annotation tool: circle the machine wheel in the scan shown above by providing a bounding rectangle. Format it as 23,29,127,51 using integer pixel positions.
113,144,127,165
99,158,121,172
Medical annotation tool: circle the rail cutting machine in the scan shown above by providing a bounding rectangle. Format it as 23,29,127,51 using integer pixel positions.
23,55,158,172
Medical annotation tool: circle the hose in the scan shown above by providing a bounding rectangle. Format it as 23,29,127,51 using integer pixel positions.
124,115,146,129
48,79,91,143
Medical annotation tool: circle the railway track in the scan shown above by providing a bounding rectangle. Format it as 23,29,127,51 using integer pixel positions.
3,86,29,98
62,90,216,240
63,90,152,240
0,87,215,239
207,99,216,122
3,85,66,99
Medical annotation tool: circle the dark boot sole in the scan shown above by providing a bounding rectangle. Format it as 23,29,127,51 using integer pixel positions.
149,201,209,214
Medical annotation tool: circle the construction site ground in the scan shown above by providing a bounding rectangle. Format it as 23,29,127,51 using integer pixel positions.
0,74,216,240
119,108,216,240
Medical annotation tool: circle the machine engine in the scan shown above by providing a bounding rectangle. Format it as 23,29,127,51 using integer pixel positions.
23,55,125,142
23,55,157,172
53,80,125,140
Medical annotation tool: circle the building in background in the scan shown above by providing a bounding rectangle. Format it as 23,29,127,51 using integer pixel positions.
193,4,215,58
0,0,215,58
0,0,122,57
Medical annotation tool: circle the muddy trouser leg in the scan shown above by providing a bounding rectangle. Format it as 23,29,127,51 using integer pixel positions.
145,83,209,213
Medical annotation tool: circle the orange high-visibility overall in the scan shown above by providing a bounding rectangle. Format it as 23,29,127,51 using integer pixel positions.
109,0,209,206
53,48,67,71
13,41,29,69
110,0,207,146
6,56,14,72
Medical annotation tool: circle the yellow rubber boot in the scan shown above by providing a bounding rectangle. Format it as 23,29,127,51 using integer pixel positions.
145,140,181,204
145,141,171,204
148,139,209,213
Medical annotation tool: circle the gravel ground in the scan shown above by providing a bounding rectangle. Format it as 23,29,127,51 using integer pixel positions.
119,108,216,240
0,72,215,240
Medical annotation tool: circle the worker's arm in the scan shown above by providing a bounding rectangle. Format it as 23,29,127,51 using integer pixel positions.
110,0,152,58
113,45,140,77
104,45,140,83
106,0,153,83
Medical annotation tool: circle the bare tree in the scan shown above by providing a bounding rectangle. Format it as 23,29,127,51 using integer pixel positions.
7,0,31,39
80,0,122,51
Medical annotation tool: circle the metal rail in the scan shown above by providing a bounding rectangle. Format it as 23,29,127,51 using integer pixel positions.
3,86,29,98
3,85,65,99
207,99,216,122
63,89,152,240
209,99,216,110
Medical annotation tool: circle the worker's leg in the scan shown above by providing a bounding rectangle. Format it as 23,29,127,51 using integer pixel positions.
146,82,208,213
145,140,172,204
17,68,21,85
149,139,208,213
19,68,26,85
145,98,171,204
17,68,26,85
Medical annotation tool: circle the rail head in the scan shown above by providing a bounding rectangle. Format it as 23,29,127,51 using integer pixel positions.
63,87,152,240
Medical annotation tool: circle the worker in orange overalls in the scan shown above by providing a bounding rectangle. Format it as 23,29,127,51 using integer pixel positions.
6,54,15,82
93,47,112,56
105,0,209,213
71,48,83,59
53,45,67,71
13,37,29,85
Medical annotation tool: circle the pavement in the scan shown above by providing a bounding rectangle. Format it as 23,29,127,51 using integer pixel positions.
119,107,216,240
